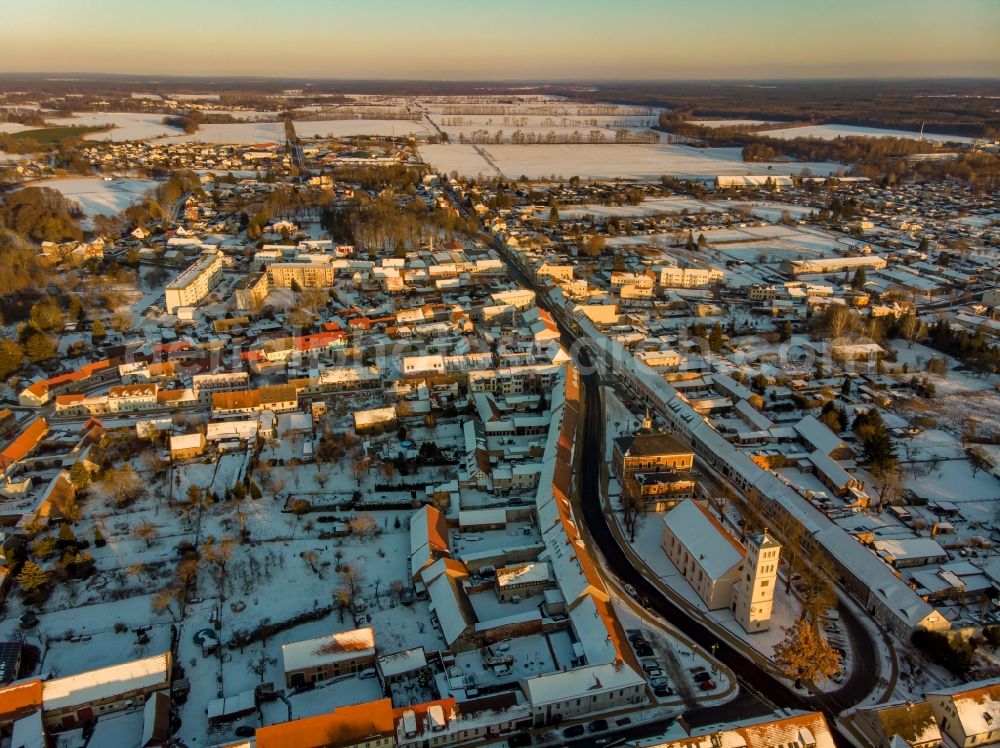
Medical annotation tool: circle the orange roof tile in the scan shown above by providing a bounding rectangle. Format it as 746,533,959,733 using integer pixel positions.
0,418,49,468
0,678,43,722
256,698,394,748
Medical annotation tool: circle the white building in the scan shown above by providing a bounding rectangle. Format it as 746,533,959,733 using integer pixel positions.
731,529,781,633
520,663,646,726
662,499,780,633
165,251,223,313
658,266,724,288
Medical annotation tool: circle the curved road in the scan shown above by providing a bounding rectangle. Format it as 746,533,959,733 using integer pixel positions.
486,239,872,747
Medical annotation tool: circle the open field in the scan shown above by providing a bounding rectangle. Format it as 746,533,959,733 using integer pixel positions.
294,118,434,138
46,112,185,142
688,119,778,128
0,122,37,134
25,176,157,224
159,121,287,144
762,123,976,144
420,142,840,180
7,125,108,145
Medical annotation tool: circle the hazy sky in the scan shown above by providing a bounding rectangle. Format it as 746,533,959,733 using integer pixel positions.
3,0,998,79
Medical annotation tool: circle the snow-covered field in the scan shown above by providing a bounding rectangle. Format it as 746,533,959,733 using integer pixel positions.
0,122,36,134
46,112,185,142
159,121,287,145
558,196,727,220
420,143,840,180
25,177,157,224
202,108,276,121
293,119,433,138
688,119,778,128
762,123,975,144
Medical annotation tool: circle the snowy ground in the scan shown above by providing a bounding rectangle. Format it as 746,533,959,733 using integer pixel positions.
46,112,186,142
294,119,433,138
762,123,975,145
22,176,157,225
159,122,287,145
688,119,779,128
419,143,841,181
0,122,37,133
558,196,729,221
888,341,1000,438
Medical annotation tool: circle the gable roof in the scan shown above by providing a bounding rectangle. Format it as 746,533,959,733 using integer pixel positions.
256,698,394,748
662,499,745,580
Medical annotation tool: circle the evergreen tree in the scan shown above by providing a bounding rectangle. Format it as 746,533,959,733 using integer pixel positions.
708,323,725,352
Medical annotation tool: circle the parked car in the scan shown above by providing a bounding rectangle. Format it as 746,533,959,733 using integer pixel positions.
588,719,608,733
689,665,706,674
635,644,654,657
654,684,673,697
562,725,585,739
693,671,713,682
623,583,638,597
645,668,664,679
615,717,632,727
698,679,717,691
234,726,256,738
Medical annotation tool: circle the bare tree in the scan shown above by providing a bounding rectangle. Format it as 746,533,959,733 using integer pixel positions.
132,519,158,548
247,645,276,683
349,512,378,541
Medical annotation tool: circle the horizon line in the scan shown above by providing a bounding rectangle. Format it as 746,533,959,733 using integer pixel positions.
2,71,999,85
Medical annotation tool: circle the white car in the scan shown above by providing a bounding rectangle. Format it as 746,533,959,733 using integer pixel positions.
624,583,638,597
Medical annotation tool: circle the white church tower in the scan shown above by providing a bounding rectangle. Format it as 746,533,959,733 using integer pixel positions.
733,528,781,633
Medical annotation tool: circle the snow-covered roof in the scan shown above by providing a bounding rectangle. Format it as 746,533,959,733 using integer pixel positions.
377,647,427,679
794,415,847,456
873,537,948,564
427,574,474,647
661,499,745,580
11,709,45,748
928,676,1000,739
169,433,204,451
281,628,375,674
521,663,644,707
42,652,170,712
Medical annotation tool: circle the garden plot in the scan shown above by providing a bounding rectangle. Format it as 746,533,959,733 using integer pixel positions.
25,177,157,226
420,143,839,181
762,123,974,144
46,112,185,142
889,341,1000,438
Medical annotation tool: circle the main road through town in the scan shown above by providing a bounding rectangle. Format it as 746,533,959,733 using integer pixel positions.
483,232,878,748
